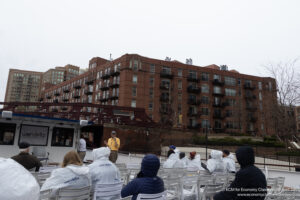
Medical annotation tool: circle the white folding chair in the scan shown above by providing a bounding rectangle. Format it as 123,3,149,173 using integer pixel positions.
181,175,199,200
201,183,224,200
267,178,278,194
164,176,182,200
116,163,127,170
40,189,52,200
119,168,130,185
275,177,285,194
137,191,167,200
214,174,229,188
93,182,123,200
32,172,51,186
56,186,91,200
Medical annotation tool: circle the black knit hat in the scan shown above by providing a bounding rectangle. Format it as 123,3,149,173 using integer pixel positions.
19,142,30,149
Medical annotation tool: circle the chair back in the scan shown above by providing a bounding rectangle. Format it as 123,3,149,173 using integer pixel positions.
93,182,123,200
137,191,167,200
115,163,126,170
119,168,129,185
181,176,199,200
40,189,52,200
275,177,285,193
198,174,214,186
32,172,51,186
164,176,182,200
202,183,224,198
56,186,91,200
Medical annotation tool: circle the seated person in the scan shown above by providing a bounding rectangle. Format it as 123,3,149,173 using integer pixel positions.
187,151,205,171
41,151,91,197
11,142,42,171
88,147,121,199
163,150,178,168
214,146,267,200
206,150,226,173
121,154,164,200
173,152,188,168
0,157,40,200
223,150,236,173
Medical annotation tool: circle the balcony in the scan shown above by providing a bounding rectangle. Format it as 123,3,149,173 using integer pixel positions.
187,86,201,94
110,69,120,77
84,88,93,95
212,79,225,86
85,77,95,85
187,76,199,83
160,96,170,102
213,102,224,108
53,99,59,103
61,106,68,111
110,83,120,88
73,93,80,99
63,88,70,93
244,84,256,90
159,107,172,115
74,84,82,89
62,97,69,102
212,92,224,97
187,111,201,118
100,97,109,102
245,94,256,99
160,71,173,79
110,95,119,100
213,113,225,119
187,123,201,130
160,84,172,90
39,97,44,102
54,91,60,96
213,127,225,133
246,106,257,111
51,108,58,112
101,74,111,80
247,116,257,122
46,95,52,99
187,99,201,105
100,85,110,91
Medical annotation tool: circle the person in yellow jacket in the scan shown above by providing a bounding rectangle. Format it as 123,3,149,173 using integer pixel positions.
104,130,120,163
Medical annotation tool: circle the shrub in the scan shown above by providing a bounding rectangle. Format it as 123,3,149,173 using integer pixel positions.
276,150,300,156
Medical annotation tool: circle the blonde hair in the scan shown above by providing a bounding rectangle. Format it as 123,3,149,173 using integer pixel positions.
62,151,82,168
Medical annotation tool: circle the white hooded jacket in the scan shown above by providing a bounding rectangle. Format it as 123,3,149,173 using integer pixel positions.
163,153,178,168
173,157,188,168
41,164,91,197
207,150,226,173
88,147,121,186
0,158,40,200
223,153,236,172
187,154,205,171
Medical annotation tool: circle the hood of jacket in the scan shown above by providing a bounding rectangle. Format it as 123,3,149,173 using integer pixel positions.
210,150,223,160
235,146,254,168
141,154,160,177
66,165,90,176
92,147,110,161
228,153,235,160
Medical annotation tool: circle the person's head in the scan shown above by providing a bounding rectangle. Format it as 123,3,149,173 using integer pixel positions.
111,130,117,137
19,142,30,153
190,151,196,160
179,152,185,159
235,146,254,168
141,154,160,177
210,150,223,160
62,151,83,167
92,147,110,161
80,134,84,139
223,150,230,157
167,149,175,158
169,145,176,150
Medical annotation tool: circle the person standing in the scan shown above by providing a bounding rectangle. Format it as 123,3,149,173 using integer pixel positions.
77,134,86,162
11,142,42,172
105,131,120,163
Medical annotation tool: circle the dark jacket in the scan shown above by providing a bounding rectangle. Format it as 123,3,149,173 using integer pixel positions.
11,152,42,171
121,154,164,200
214,146,267,200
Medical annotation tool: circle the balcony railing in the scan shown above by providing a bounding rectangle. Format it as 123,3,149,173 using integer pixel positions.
100,85,110,91
244,84,256,90
61,106,68,111
160,96,170,102
100,97,109,102
246,106,257,111
187,76,199,83
101,74,111,79
53,99,59,103
247,116,257,122
187,99,201,105
187,86,201,94
73,93,80,99
212,79,224,86
213,127,225,133
187,111,201,117
110,69,120,77
63,88,70,93
213,113,225,119
46,95,52,99
212,92,224,97
84,88,93,95
74,84,82,89
160,84,171,90
54,91,60,96
245,94,256,99
160,71,173,79
110,83,120,88
62,97,69,102
109,95,119,100
212,102,225,108
159,107,172,114
85,77,95,85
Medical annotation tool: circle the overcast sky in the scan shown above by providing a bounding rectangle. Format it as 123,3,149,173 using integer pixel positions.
0,0,300,101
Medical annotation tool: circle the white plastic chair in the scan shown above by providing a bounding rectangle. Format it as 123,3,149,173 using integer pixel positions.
93,182,123,200
119,168,130,185
201,183,224,200
181,175,199,200
164,176,182,200
275,177,285,194
56,186,91,200
40,189,52,200
116,163,127,170
267,178,278,194
32,172,51,186
137,191,167,200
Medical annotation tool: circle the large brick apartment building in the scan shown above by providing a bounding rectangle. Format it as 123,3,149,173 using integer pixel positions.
41,54,277,136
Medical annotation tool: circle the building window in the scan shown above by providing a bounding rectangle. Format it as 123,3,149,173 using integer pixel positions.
178,69,182,77
178,80,182,90
213,74,221,81
201,96,209,104
213,86,222,94
188,70,197,79
132,86,137,97
178,104,182,114
131,100,136,108
202,120,210,128
161,79,171,89
202,108,209,116
51,127,74,147
258,82,262,90
225,99,236,106
214,120,222,129
261,123,264,130
133,75,138,83
150,64,155,73
133,60,138,71
224,76,236,86
201,73,209,81
201,84,209,93
269,82,272,91
226,110,233,117
149,102,153,110
150,77,154,86
225,88,236,96
259,102,263,110
178,93,182,101
237,78,241,85
162,66,171,74
149,88,153,98
0,123,16,145
259,92,262,101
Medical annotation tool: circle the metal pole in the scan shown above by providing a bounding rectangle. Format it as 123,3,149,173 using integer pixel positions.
288,156,291,171
205,127,208,160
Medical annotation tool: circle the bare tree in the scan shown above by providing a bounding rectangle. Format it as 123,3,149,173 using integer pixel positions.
264,59,300,144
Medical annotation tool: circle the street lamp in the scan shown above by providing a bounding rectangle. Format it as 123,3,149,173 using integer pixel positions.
205,126,212,160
